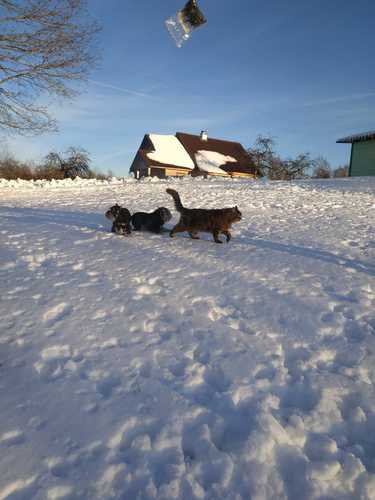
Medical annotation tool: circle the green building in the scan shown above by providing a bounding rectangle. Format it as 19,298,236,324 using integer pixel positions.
337,130,375,176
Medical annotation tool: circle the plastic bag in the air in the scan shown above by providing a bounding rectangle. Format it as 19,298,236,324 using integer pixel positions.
165,0,207,48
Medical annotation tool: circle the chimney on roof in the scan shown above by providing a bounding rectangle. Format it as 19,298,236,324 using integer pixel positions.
200,130,208,141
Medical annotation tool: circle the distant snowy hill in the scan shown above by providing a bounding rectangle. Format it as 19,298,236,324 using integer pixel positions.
0,177,374,499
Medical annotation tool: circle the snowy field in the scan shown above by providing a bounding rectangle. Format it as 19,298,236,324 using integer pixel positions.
0,176,375,500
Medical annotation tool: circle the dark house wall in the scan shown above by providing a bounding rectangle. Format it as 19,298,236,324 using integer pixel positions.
150,168,166,179
129,153,147,179
129,135,155,178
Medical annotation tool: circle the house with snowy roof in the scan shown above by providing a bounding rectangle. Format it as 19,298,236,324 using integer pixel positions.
337,130,375,176
129,131,259,179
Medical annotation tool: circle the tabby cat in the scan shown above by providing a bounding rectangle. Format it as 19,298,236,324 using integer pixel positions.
166,188,242,243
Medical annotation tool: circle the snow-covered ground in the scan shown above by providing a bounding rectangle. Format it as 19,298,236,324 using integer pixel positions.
1,176,375,500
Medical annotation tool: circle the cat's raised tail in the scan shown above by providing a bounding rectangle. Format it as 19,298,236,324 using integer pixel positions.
166,188,184,212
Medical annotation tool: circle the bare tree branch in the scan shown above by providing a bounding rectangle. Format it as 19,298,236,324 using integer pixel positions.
0,0,100,134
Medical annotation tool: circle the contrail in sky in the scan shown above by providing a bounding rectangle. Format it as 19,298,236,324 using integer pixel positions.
304,92,375,107
89,79,154,98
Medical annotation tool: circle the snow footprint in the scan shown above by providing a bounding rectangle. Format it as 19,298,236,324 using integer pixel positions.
42,303,71,326
0,429,25,446
106,416,161,460
132,276,166,299
46,485,75,499
87,369,121,398
34,345,80,381
0,261,17,271
0,475,38,500
45,441,103,479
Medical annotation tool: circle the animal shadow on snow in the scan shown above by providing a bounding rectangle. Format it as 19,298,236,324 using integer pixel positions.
168,231,375,276
1,206,108,233
1,207,174,236
248,237,375,277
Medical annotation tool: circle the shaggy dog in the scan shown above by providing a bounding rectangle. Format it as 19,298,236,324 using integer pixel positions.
166,188,242,243
131,207,172,233
105,204,132,235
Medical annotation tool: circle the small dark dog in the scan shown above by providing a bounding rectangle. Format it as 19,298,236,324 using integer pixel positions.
105,204,132,235
131,207,172,233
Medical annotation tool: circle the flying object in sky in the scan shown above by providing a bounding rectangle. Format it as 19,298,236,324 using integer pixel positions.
165,0,207,47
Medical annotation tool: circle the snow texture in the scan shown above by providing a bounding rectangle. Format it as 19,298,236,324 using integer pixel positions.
195,150,236,175
147,134,195,169
1,176,375,499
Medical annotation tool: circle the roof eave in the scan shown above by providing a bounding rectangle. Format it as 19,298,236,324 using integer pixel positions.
337,130,375,144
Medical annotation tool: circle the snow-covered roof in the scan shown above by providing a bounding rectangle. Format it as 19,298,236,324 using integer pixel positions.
147,134,195,169
337,130,375,144
176,132,259,176
195,150,235,175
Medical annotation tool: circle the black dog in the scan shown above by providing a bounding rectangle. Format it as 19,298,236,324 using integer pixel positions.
131,207,172,233
105,204,132,235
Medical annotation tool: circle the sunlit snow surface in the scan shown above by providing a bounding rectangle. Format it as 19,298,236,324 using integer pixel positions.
0,176,375,500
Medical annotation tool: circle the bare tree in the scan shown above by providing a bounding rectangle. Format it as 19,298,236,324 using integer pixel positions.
280,153,314,181
333,165,348,178
248,135,314,180
0,153,33,179
312,156,332,179
43,147,92,178
247,135,275,177
0,0,100,135
33,161,64,180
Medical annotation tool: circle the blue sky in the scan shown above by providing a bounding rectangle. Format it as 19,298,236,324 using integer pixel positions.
5,0,375,175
